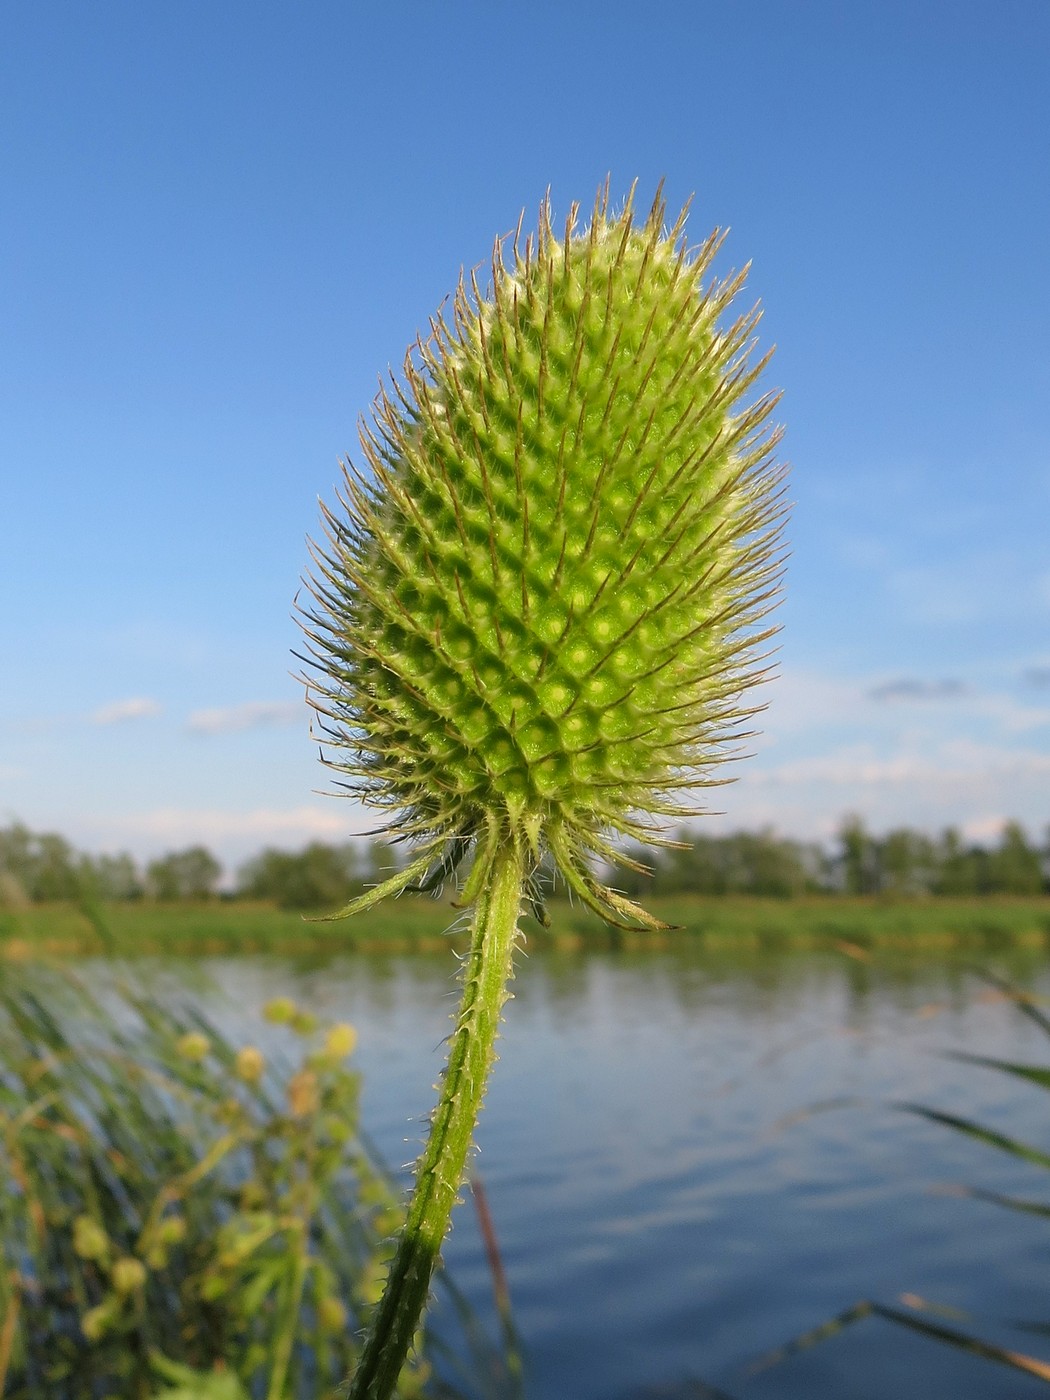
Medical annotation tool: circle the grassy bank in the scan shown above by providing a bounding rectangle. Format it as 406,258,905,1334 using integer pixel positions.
3,895,1050,959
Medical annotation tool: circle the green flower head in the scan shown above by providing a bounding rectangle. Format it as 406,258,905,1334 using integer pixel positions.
302,183,786,928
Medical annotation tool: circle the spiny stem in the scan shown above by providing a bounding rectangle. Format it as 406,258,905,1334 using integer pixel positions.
347,845,524,1400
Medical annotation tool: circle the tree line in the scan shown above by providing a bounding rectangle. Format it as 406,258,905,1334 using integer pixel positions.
0,821,403,909
615,816,1049,899
1,816,1048,909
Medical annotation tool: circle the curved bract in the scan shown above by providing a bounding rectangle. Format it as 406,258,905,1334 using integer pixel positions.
303,184,787,929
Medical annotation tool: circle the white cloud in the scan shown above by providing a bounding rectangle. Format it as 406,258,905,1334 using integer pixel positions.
91,697,163,725
967,693,1050,734
747,741,1050,790
187,701,302,735
132,804,357,842
707,663,1050,837
71,804,378,868
960,814,1014,844
710,735,1050,841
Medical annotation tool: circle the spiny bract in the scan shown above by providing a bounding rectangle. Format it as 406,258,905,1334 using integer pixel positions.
303,185,786,928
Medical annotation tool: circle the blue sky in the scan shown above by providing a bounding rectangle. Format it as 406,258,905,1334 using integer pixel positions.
2,1,1048,872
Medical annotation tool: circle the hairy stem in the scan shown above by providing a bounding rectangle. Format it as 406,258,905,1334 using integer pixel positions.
347,844,524,1400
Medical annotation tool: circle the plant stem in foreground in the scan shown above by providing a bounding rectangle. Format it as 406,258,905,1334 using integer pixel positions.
347,845,524,1400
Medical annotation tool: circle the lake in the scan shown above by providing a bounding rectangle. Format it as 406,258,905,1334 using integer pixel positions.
148,946,1050,1399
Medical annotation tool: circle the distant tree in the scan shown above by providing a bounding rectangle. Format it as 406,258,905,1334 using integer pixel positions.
986,822,1043,896
0,822,81,901
0,824,34,903
727,829,817,897
360,838,407,886
79,852,143,901
876,828,937,896
658,833,728,895
34,834,82,900
610,828,822,899
607,841,667,899
837,815,879,895
145,847,222,901
933,827,981,896
237,842,363,910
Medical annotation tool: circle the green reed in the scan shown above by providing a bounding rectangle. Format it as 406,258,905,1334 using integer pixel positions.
0,967,505,1400
756,969,1050,1388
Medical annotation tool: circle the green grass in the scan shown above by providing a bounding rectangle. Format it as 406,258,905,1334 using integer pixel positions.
3,895,1050,959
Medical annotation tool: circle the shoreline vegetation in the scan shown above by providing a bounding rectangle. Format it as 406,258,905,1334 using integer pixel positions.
0,966,499,1399
3,894,1050,959
4,817,1048,911
4,816,1049,959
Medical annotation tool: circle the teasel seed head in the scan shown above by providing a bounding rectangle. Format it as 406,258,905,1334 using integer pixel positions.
302,182,788,929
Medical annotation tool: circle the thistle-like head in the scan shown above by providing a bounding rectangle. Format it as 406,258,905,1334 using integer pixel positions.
302,184,787,928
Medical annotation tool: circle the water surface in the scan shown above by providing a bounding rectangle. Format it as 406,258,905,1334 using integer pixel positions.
152,947,1050,1399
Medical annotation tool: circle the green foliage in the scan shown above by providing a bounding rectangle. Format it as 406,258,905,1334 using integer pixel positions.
236,841,404,911
874,827,939,897
145,847,223,901
838,814,880,896
0,822,82,903
2,819,1046,910
147,1354,252,1400
85,850,145,901
835,816,1049,898
983,821,1046,896
237,842,363,910
616,827,824,898
0,970,464,1400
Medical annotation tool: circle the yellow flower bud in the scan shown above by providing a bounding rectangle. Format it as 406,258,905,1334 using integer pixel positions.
110,1256,147,1295
72,1214,109,1261
263,996,297,1023
176,1031,210,1063
324,1022,358,1059
200,1272,228,1301
81,1302,114,1341
158,1215,187,1246
235,1045,266,1083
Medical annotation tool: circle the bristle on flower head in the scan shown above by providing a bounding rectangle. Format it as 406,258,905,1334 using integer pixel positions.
301,183,788,929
